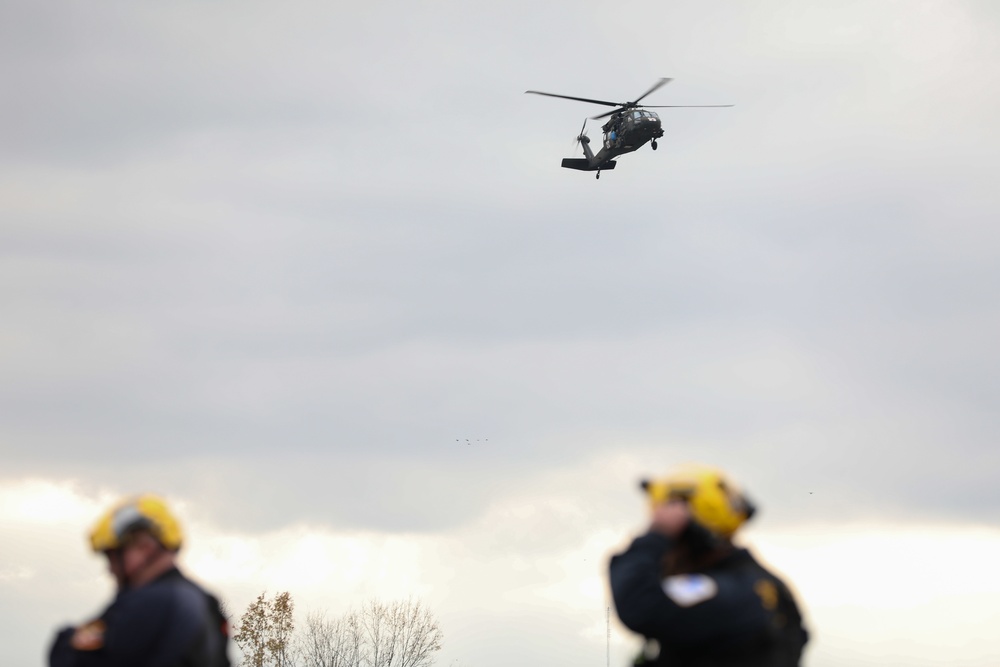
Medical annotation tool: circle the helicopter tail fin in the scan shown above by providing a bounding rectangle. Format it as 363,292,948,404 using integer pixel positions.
560,159,616,171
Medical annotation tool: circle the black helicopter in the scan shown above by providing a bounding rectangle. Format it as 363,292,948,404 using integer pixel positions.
525,78,732,179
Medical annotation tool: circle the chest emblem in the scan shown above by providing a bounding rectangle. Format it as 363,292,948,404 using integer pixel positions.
662,574,718,607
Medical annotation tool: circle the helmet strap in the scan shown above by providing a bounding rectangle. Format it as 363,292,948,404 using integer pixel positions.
106,549,128,590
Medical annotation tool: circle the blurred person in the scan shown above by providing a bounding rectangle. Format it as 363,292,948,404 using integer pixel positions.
609,464,808,667
49,494,231,667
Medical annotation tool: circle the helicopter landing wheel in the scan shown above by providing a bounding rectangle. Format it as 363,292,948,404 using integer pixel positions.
651,140,658,150
596,171,600,180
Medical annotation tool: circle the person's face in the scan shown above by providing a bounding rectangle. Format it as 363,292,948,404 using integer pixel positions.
122,534,157,575
104,533,157,587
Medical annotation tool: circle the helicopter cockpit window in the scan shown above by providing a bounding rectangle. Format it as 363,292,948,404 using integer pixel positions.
633,111,642,119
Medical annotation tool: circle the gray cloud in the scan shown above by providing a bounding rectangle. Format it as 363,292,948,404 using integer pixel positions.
2,0,999,536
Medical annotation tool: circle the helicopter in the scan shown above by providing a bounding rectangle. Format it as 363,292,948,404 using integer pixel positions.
525,78,732,179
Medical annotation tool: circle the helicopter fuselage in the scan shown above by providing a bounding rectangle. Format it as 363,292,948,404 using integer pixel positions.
597,109,664,160
562,109,664,174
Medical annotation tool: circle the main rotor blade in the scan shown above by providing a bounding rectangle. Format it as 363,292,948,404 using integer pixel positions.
590,102,734,119
590,107,625,120
524,90,621,107
644,104,735,108
631,77,672,105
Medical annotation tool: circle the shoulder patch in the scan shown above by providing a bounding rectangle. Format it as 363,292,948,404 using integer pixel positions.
662,574,718,607
70,620,106,651
754,579,778,610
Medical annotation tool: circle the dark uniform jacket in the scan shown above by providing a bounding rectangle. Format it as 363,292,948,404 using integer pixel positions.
49,567,231,667
610,532,808,667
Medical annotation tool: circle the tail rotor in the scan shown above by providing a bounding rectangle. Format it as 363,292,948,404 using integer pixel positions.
573,118,590,155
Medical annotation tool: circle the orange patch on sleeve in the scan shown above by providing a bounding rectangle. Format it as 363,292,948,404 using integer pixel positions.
70,620,106,651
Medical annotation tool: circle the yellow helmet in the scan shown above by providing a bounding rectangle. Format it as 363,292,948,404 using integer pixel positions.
89,494,184,552
641,463,756,538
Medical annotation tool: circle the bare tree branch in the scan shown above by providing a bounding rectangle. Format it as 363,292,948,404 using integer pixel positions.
298,610,366,667
360,599,443,667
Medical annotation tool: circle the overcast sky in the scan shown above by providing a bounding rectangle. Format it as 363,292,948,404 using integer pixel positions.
2,1,999,665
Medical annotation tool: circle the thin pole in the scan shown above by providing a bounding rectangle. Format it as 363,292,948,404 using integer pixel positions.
606,606,611,667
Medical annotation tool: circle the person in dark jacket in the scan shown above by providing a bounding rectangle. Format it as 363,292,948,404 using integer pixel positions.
49,494,231,667
609,464,808,667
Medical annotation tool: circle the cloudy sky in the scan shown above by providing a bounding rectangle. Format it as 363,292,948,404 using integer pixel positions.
2,0,999,665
